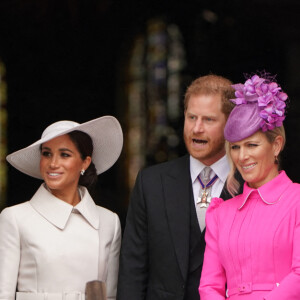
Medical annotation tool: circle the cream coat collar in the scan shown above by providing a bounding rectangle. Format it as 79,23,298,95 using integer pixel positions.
30,184,100,230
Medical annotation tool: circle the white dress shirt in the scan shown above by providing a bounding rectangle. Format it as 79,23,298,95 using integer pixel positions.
190,155,230,206
190,155,230,230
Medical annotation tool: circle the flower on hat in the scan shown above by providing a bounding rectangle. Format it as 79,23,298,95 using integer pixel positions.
231,74,288,132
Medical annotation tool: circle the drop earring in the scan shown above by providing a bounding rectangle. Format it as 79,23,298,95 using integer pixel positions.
80,169,85,176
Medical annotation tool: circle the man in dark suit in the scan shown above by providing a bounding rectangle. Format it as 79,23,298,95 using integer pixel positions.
117,74,241,300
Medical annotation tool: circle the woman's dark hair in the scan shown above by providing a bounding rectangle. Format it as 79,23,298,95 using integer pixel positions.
68,130,98,189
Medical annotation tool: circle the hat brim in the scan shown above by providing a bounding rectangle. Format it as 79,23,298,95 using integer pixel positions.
6,116,123,179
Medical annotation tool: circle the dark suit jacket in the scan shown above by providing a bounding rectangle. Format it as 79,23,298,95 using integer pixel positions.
117,155,242,300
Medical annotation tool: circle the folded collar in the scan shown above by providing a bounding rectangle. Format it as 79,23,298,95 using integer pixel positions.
30,184,99,230
239,171,292,210
190,155,230,183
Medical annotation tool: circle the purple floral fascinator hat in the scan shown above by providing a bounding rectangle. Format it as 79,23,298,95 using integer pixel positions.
224,73,288,142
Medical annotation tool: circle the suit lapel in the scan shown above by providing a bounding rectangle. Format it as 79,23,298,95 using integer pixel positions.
220,170,244,200
163,155,191,280
220,184,232,200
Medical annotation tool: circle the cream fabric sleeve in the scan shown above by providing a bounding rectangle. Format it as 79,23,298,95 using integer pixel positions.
0,207,21,300
106,214,121,300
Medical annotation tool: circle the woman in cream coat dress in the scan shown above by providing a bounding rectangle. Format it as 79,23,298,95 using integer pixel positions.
0,116,123,300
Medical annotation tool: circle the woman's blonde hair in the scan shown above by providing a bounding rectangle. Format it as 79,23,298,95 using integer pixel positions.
226,126,286,197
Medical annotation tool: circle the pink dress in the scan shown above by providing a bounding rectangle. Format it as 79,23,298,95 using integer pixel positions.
199,171,300,299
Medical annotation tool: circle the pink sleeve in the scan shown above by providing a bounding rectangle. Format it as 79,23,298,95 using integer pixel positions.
264,203,300,300
199,197,226,300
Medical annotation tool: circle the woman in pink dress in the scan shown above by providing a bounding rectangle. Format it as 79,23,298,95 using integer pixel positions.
199,73,300,299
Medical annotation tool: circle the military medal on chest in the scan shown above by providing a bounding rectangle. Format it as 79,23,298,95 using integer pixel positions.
199,188,211,207
197,172,218,208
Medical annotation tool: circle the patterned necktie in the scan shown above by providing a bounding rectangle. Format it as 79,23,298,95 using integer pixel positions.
196,167,217,231
199,167,215,206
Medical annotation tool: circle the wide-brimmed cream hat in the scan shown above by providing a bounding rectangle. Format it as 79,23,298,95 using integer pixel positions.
6,115,123,179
